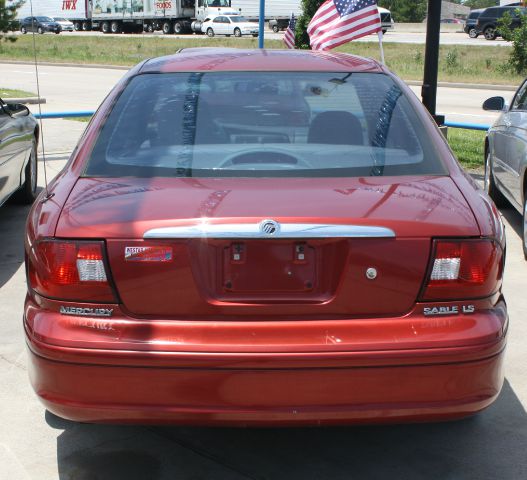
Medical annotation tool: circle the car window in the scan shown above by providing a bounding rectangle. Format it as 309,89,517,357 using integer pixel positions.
85,72,447,179
512,81,527,111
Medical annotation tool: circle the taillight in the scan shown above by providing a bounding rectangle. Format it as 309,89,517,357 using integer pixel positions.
420,239,503,301
28,240,116,303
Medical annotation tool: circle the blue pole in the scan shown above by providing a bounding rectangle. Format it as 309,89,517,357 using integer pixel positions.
258,0,265,48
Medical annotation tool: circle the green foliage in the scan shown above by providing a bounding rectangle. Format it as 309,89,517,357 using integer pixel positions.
445,49,459,71
498,10,527,74
0,0,23,42
377,0,427,23
295,0,324,49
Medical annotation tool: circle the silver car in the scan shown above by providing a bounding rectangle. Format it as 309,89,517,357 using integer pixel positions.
0,99,38,207
484,83,527,259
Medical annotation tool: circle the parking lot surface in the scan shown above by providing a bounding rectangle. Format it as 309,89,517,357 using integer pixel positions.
0,114,526,478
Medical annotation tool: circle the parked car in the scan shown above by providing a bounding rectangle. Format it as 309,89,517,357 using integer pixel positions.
464,9,484,38
483,82,527,259
440,18,464,24
203,15,259,37
0,98,38,207
269,18,286,33
20,16,62,34
25,48,507,426
476,5,527,40
53,17,74,32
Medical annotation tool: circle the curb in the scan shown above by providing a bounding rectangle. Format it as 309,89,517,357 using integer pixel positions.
1,59,130,71
4,97,46,104
405,80,517,91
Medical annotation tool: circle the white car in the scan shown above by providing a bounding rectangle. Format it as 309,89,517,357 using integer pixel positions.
53,17,74,32
203,15,259,37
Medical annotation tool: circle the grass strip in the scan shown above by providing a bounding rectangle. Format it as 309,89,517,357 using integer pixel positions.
448,127,486,171
0,87,36,98
0,35,522,85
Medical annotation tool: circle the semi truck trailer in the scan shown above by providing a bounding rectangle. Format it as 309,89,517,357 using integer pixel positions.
14,0,239,34
13,0,393,35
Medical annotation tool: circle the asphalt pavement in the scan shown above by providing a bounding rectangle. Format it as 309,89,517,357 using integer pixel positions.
0,62,511,156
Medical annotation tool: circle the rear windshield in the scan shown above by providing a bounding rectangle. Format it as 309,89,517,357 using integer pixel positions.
85,72,446,178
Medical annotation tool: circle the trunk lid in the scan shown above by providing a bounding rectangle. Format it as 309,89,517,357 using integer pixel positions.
56,176,479,318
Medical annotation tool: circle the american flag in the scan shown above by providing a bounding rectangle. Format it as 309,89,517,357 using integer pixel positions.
284,13,296,49
308,0,382,51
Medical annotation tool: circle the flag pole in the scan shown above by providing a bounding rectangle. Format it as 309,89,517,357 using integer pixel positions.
258,0,265,48
377,30,385,65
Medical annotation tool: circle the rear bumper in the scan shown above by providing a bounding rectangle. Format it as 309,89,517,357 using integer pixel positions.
28,348,504,426
25,296,508,426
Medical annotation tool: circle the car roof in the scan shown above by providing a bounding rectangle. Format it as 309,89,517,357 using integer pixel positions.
141,48,384,74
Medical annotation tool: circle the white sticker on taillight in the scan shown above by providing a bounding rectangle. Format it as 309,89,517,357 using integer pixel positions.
76,259,108,282
430,258,460,281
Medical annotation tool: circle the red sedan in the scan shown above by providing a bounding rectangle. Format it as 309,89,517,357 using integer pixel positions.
25,48,507,426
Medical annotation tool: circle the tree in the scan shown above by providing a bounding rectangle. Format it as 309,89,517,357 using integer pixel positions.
295,0,325,49
0,0,23,42
377,0,427,23
498,10,527,74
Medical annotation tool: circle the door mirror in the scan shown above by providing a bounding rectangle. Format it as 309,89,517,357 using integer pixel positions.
483,96,506,111
6,103,30,118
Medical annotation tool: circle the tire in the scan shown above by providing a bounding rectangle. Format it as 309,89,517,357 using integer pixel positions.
37,27,44,34
162,21,172,34
382,29,387,34
74,21,81,31
101,21,110,34
20,26,27,34
234,28,242,37
110,21,121,33
484,152,508,208
272,24,279,33
523,195,527,260
55,30,60,34
146,23,154,33
207,27,214,37
82,21,89,31
469,28,478,38
173,21,183,34
13,139,38,205
484,27,496,40
252,34,258,37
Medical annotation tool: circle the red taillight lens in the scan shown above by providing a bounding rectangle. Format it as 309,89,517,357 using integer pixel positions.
420,239,503,301
28,240,116,303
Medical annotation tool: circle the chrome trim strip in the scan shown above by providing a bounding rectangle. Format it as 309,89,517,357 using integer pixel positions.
143,223,396,239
